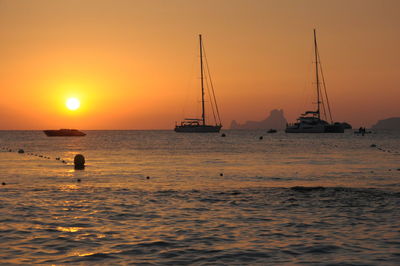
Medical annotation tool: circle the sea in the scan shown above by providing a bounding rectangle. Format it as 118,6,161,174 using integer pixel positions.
0,130,399,265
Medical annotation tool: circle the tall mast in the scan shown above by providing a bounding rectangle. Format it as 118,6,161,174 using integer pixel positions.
199,34,206,126
314,29,321,119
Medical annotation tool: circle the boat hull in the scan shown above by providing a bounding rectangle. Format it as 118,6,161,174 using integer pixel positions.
324,124,345,133
174,125,222,133
285,124,344,133
43,129,86,137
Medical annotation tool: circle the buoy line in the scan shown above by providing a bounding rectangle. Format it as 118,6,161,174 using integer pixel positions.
1,146,68,164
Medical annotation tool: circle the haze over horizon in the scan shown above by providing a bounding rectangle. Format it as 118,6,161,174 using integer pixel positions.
0,0,399,130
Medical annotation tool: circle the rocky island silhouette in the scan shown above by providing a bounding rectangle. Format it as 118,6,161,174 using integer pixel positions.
230,109,287,130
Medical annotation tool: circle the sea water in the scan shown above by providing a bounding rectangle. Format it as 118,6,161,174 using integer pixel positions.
0,130,399,264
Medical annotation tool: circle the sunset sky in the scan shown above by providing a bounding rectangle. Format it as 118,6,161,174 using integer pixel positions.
0,0,399,129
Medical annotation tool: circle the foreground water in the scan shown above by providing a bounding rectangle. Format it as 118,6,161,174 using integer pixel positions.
0,130,399,264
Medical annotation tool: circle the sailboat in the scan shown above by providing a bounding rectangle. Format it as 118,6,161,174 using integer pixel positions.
286,29,344,133
175,34,222,133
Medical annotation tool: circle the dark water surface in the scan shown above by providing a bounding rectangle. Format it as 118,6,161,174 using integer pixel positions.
1,130,399,264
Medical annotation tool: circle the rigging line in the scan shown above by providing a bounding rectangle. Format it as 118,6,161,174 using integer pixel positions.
316,45,328,120
202,43,222,125
320,89,328,121
204,74,218,124
203,45,220,125
201,43,218,124
317,49,333,123
315,43,328,121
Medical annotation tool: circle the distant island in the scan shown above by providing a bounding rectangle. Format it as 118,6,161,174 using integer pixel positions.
372,117,400,130
230,109,287,130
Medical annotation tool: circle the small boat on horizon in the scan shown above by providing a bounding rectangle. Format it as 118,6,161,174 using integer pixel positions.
43,129,86,137
175,34,222,133
354,127,372,135
267,129,277,133
286,29,344,133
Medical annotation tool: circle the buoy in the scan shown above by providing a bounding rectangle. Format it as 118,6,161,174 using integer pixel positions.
62,160,67,164
370,144,376,147
259,136,263,140
221,133,226,137
146,176,150,179
1,182,5,186
18,149,24,154
56,157,60,160
220,173,224,177
77,179,81,182
74,154,85,170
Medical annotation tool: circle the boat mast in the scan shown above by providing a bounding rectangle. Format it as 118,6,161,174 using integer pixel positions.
199,34,206,126
314,29,321,119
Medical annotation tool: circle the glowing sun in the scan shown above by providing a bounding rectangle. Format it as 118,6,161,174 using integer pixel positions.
66,97,80,111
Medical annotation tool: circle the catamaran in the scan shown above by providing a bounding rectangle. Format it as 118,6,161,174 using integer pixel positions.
175,34,222,133
286,29,344,133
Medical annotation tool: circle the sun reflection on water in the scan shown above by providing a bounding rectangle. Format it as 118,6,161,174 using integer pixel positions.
56,226,82,233
58,184,80,191
75,252,95,257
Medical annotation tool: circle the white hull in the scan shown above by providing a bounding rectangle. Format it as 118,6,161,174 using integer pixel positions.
175,125,221,133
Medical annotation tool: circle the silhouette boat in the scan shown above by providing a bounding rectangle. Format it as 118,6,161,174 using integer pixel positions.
286,30,344,133
175,34,222,133
354,127,372,135
43,129,86,137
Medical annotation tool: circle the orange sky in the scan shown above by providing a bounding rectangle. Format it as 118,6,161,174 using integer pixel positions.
0,0,399,129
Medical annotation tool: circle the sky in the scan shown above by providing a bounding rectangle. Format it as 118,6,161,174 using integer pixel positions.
0,0,399,129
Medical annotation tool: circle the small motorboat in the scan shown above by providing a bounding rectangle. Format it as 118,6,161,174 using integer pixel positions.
43,129,86,137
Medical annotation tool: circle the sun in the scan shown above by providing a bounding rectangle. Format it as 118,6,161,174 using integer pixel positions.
66,97,80,111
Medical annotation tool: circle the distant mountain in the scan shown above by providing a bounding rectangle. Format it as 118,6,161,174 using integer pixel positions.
230,109,287,130
372,117,400,130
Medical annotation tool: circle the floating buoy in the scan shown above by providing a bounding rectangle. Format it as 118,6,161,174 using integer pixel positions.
77,179,81,182
1,182,5,186
146,176,150,179
259,136,263,140
370,144,376,147
221,133,226,137
220,173,224,177
74,154,85,170
62,160,67,164
18,149,24,154
56,157,60,160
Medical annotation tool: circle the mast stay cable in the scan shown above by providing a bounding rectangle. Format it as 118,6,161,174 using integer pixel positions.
202,42,222,125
